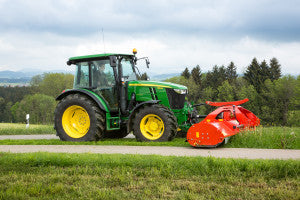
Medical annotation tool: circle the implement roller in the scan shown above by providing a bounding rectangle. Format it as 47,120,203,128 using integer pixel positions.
187,98,260,147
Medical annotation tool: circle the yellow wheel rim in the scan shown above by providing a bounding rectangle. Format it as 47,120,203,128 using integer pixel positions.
62,105,90,138
140,114,164,140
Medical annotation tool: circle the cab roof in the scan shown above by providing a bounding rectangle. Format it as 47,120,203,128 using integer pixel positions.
67,53,133,65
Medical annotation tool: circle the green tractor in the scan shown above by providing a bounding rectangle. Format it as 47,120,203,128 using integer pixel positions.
54,49,195,142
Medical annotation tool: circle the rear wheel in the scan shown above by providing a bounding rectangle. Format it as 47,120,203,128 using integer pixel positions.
133,104,177,142
54,93,105,141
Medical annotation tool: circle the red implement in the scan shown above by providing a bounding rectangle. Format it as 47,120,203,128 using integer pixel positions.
187,99,260,147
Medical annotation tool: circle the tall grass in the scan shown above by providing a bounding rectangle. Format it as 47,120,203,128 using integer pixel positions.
0,152,299,199
226,126,300,149
0,123,55,135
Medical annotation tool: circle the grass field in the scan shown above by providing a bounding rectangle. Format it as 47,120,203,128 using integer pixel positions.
226,126,299,149
0,123,55,135
0,152,299,200
0,124,299,149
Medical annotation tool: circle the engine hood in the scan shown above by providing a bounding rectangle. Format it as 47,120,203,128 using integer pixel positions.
128,80,187,90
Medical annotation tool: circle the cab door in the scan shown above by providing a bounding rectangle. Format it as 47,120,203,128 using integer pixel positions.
90,60,119,111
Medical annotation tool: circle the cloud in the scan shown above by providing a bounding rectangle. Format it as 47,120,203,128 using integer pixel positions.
0,0,299,75
1,0,299,41
1,30,299,75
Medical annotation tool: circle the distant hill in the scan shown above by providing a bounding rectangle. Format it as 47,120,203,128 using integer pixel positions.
0,70,32,79
0,69,70,78
0,69,71,85
0,69,180,84
150,73,180,81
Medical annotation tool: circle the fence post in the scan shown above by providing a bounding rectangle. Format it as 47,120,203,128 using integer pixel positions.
26,114,30,129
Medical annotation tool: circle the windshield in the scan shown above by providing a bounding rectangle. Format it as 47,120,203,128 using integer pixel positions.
121,57,137,81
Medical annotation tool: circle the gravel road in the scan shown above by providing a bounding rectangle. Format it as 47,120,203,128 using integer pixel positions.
0,145,299,160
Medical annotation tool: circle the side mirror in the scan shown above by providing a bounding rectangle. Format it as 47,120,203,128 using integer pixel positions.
146,59,150,68
109,56,117,67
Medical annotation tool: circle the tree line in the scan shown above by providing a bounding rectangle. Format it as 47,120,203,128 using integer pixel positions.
0,58,299,126
167,57,299,126
0,73,73,124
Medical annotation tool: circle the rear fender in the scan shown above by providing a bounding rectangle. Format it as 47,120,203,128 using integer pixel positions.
56,89,109,113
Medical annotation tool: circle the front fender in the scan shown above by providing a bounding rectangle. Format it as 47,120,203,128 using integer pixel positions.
127,100,161,133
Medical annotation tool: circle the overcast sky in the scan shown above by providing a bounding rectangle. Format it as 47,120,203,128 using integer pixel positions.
0,0,299,75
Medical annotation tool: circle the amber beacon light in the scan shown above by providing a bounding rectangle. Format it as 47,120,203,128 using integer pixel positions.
133,48,137,54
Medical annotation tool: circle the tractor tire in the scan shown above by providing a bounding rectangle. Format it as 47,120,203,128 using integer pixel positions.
54,93,105,141
132,104,177,142
104,126,129,138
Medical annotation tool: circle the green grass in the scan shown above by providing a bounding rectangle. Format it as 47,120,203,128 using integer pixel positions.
0,138,190,147
0,152,299,200
226,126,300,149
0,123,55,135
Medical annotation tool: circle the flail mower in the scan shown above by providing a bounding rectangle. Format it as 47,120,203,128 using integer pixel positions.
187,98,260,147
54,49,260,148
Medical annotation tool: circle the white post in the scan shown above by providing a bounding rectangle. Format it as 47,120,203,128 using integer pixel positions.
26,114,30,129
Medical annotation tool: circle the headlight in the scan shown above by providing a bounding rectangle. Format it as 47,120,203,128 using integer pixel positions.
174,89,187,94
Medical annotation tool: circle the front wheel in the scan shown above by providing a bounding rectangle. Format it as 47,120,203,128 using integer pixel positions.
54,93,105,141
132,104,177,142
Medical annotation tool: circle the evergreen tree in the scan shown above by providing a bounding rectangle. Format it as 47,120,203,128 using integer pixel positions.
0,86,33,122
191,65,202,85
244,58,264,93
260,60,271,82
217,66,227,83
4,102,13,122
226,62,238,84
269,57,282,81
0,86,32,104
204,65,227,90
0,97,4,122
204,68,217,89
181,67,190,79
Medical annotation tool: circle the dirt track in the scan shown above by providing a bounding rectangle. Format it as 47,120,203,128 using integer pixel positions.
0,145,299,160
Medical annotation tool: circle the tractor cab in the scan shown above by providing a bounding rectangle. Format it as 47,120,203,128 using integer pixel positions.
68,53,138,112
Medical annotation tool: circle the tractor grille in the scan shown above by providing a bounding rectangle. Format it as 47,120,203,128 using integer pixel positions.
166,88,186,109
